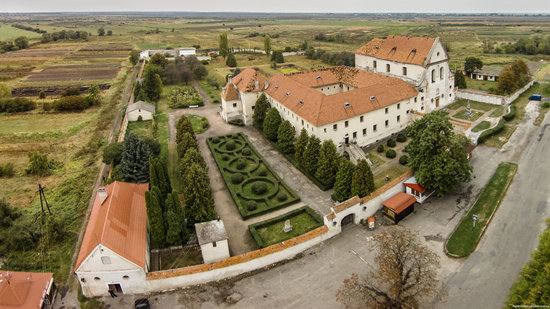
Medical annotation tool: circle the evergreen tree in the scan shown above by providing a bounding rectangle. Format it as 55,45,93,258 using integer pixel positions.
165,194,181,246
176,115,195,141
351,159,375,198
183,163,216,224
177,132,198,158
172,192,189,244
333,160,355,202
149,157,171,197
219,33,229,58
294,128,309,166
270,51,285,64
119,133,151,183
263,108,282,141
252,94,271,129
145,189,165,248
454,71,467,89
226,53,237,67
178,147,206,179
150,186,165,213
264,35,272,56
277,120,295,154
315,140,340,187
303,136,321,175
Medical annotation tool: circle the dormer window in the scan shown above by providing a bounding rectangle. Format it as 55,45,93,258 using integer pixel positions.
344,102,351,109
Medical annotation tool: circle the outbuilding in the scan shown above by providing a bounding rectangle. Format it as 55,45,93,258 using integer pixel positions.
195,220,230,264
403,176,434,204
0,271,56,309
126,101,155,122
383,192,417,224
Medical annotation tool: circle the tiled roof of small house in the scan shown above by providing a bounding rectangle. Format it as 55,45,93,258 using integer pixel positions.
0,271,53,309
383,192,417,215
356,36,437,66
231,68,266,93
126,101,156,114
222,84,240,102
403,176,426,193
195,220,228,246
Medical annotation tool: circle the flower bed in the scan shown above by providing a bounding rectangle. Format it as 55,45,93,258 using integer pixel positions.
168,86,203,108
248,206,324,248
207,133,300,219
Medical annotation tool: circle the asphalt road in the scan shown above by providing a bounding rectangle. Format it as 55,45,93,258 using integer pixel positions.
439,112,550,308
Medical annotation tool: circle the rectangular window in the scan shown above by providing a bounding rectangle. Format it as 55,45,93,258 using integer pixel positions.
373,60,377,69
345,121,349,128
360,116,364,122
397,115,401,122
324,128,327,133
402,66,407,76
353,132,357,139
232,103,237,108
333,124,337,131
414,97,418,103
363,128,367,136
101,256,112,265
386,64,391,73
373,124,377,132
385,120,389,127
397,103,400,110
301,120,304,125
385,107,389,114
212,241,217,247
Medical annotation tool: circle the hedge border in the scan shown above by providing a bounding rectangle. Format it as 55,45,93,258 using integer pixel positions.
207,133,300,220
248,206,324,248
477,118,505,144
503,105,516,122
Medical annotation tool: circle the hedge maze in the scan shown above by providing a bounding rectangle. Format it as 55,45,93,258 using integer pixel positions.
207,133,300,219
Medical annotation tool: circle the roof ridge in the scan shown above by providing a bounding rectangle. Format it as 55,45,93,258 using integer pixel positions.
99,181,117,245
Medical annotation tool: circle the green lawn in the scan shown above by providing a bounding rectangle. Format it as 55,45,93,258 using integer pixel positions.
452,109,484,122
249,206,323,248
465,77,498,92
207,133,300,219
446,99,496,112
446,162,518,257
187,114,209,134
199,79,222,104
374,164,409,190
490,106,506,117
0,23,42,41
472,121,491,132
0,112,95,136
126,120,153,139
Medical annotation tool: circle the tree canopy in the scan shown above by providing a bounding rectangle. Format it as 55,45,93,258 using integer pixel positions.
118,133,151,183
464,57,483,75
263,108,282,141
277,120,296,154
252,94,271,129
333,159,355,202
351,159,375,198
315,140,340,187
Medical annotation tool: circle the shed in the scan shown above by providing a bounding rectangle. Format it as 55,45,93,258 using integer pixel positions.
195,220,230,264
383,192,417,223
126,101,155,122
403,176,434,204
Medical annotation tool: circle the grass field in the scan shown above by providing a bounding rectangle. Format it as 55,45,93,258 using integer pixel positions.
0,23,42,41
446,162,518,257
465,77,498,92
126,120,153,139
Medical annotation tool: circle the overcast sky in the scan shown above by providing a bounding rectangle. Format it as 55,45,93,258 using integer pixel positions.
2,0,549,13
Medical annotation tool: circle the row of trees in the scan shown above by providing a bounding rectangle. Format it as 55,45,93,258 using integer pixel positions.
0,36,29,53
41,30,89,43
303,41,355,67
483,36,550,55
253,94,375,201
176,116,217,224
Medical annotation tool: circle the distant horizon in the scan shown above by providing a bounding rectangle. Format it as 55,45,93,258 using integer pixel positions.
2,10,550,15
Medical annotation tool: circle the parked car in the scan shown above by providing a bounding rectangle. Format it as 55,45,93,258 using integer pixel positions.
135,298,150,309
529,94,543,101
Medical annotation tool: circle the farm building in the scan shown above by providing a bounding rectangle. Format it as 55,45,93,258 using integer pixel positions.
75,182,150,297
126,101,155,121
195,220,230,264
403,176,434,204
139,48,197,60
0,271,56,309
470,66,500,82
220,36,456,148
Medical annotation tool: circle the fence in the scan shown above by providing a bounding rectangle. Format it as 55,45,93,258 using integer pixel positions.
456,80,535,106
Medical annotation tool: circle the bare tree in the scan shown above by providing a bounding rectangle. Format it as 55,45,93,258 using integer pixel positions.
337,226,440,309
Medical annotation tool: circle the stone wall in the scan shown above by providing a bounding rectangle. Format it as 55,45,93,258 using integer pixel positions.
456,80,535,106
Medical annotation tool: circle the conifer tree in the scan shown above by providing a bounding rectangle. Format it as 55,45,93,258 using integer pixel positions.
226,53,237,67
264,35,272,56
303,136,321,175
165,193,181,246
315,140,340,187
219,33,229,58
294,128,309,166
142,66,163,102
176,115,195,142
119,133,151,183
252,94,271,129
183,163,216,224
149,157,171,197
150,186,165,213
145,189,165,248
351,159,375,198
277,120,295,154
333,160,355,202
263,108,282,141
171,191,189,243
177,132,198,158
178,147,206,179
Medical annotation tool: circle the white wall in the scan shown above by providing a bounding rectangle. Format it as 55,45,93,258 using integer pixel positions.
76,245,147,297
220,94,242,122
200,240,230,264
241,92,261,125
456,80,534,106
127,109,153,122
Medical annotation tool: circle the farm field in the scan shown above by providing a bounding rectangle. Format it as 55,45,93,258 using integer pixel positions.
0,23,42,41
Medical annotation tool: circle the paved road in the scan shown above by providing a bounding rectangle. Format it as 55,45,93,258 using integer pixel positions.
439,107,550,309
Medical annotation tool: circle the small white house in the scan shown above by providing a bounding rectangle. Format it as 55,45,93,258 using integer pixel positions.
178,47,197,57
126,101,156,122
140,48,197,60
195,220,230,264
403,176,434,204
75,182,150,297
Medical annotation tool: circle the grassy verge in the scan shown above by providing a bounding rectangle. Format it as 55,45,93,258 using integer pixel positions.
248,206,323,248
446,162,518,257
199,79,221,104
187,114,209,134
126,119,153,138
446,99,496,112
472,121,491,132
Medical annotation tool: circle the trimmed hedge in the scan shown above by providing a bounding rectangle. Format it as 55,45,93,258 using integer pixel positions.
377,144,385,153
386,139,396,148
503,105,516,122
399,155,409,165
53,96,91,112
248,206,323,248
478,118,505,144
386,149,397,159
396,133,407,143
0,98,36,113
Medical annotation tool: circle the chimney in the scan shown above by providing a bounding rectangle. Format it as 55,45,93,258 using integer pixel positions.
254,80,260,91
97,187,108,205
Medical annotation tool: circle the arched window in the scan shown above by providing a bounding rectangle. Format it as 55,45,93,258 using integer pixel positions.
440,67,444,80
431,69,436,83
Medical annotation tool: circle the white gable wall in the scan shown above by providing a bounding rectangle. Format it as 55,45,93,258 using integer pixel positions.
76,245,147,297
200,239,230,264
127,109,154,122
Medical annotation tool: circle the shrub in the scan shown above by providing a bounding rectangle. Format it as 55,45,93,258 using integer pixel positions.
211,137,220,143
386,149,397,159
226,141,236,151
399,155,409,165
542,102,550,109
0,98,36,113
0,162,15,177
257,168,268,177
377,145,385,153
251,182,268,195
168,86,203,108
228,119,244,126
242,148,252,156
236,160,246,170
26,151,57,176
53,96,90,112
222,154,230,161
246,201,257,211
231,174,244,184
277,193,288,202
478,118,505,144
386,139,396,148
503,105,517,122
62,87,80,97
38,91,46,99
396,133,407,143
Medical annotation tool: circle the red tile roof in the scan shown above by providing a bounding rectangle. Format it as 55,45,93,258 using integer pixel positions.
404,182,426,193
265,67,417,126
75,182,149,271
231,68,266,93
222,84,239,101
356,36,437,66
383,192,416,214
0,271,53,309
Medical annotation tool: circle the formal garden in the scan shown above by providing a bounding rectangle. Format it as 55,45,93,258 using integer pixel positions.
207,132,300,219
248,206,323,248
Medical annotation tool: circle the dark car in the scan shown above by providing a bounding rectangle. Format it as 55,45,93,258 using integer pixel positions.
135,298,150,309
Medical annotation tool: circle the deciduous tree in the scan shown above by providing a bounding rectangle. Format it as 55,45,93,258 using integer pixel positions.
219,33,229,58
454,70,467,89
129,50,140,65
263,108,282,141
337,226,440,309
464,57,483,75
264,35,272,56
226,53,237,67
333,159,354,202
351,159,375,198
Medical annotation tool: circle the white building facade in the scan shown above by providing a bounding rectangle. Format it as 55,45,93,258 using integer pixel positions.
220,68,265,126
